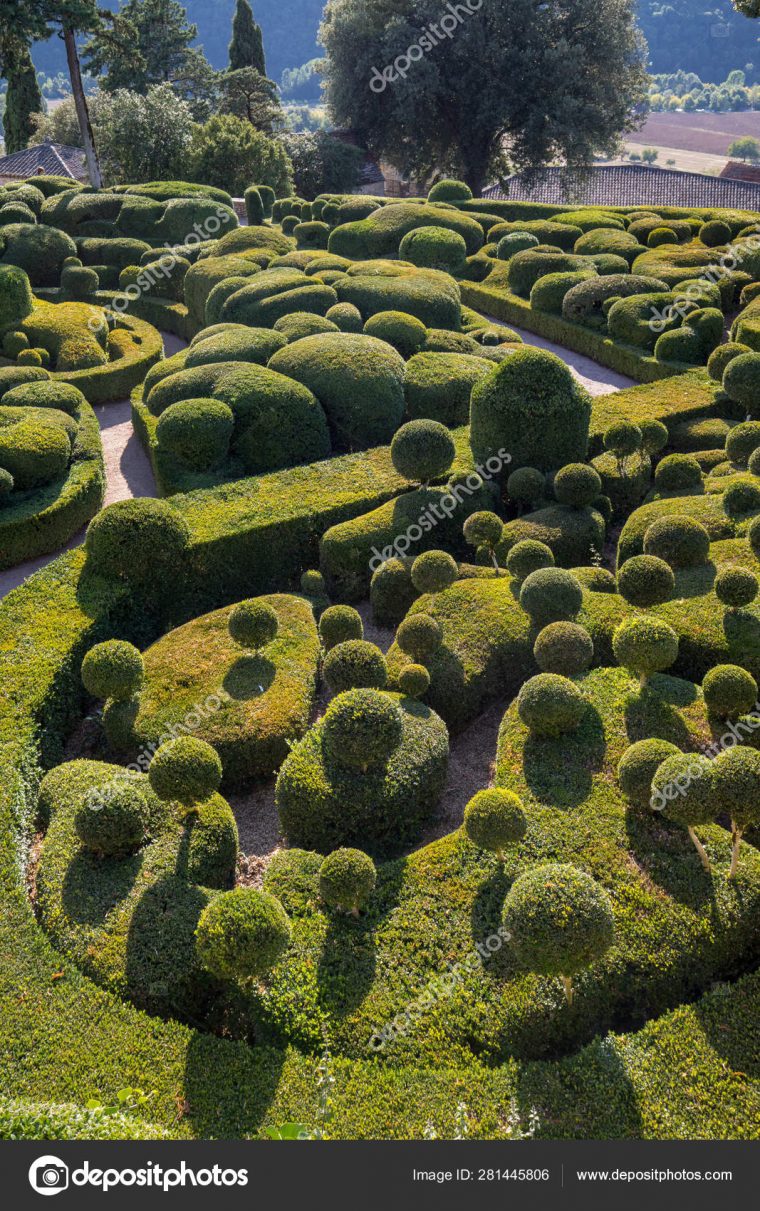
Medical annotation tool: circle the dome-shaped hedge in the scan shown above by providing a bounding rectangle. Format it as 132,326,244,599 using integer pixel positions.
702,664,758,720
507,466,545,509
390,419,455,484
149,736,223,805
517,673,585,737
195,888,292,983
398,225,468,275
617,737,680,808
410,549,458,594
654,453,703,494
323,639,388,693
319,847,377,914
85,499,191,594
533,622,594,676
363,309,427,358
396,613,442,662
464,788,527,860
723,352,760,419
617,554,675,607
726,421,760,467
322,688,403,771
519,568,583,627
155,398,234,472
318,605,363,650
506,539,555,582
612,616,679,684
715,566,758,609
75,780,148,857
642,514,711,568
228,600,279,651
81,640,144,702
398,663,431,698
553,463,602,509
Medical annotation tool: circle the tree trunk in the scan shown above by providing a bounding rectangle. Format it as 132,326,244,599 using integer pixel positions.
63,26,102,188
729,823,743,879
560,974,574,1006
688,825,712,873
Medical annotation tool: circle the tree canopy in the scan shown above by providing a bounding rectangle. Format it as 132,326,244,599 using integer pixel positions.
229,0,267,74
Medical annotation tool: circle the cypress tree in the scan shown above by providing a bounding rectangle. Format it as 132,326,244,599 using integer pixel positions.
228,0,266,75
4,46,44,154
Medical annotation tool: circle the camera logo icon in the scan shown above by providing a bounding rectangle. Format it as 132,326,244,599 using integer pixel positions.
29,1156,69,1196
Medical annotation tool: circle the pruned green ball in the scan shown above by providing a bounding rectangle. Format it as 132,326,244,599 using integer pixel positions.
464,788,527,857
301,569,326,597
642,514,710,568
503,863,614,978
319,847,377,913
396,612,442,662
725,421,760,467
723,352,760,419
553,463,602,509
323,639,388,693
517,673,585,737
463,510,503,549
617,738,681,808
411,549,458,594
612,616,679,682
639,419,669,456
533,622,594,676
724,480,760,518
149,736,223,805
318,605,363,650
506,539,554,582
519,568,583,627
617,555,675,607
390,419,456,484
715,566,758,609
507,466,545,506
322,688,403,770
711,745,760,832
74,779,148,856
0,467,14,500
702,663,758,719
228,600,279,650
398,663,430,698
195,887,292,982
604,421,642,458
650,752,715,825
654,453,703,494
81,640,144,702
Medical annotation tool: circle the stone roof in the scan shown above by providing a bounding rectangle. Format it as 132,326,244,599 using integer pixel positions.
485,164,760,211
0,141,87,182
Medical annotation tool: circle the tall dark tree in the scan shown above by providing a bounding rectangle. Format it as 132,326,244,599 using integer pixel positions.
321,0,648,196
4,45,44,154
228,0,266,75
84,0,200,92
216,67,281,132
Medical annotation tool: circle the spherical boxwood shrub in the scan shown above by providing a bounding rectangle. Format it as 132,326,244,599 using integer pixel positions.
650,752,715,869
519,568,583,627
390,419,455,484
370,558,417,627
502,863,615,1003
427,178,473,203
724,480,760,518
471,347,592,476
715,566,758,609
553,463,602,509
507,467,545,511
85,499,190,596
321,688,403,771
700,219,731,247
363,309,427,358
617,738,681,808
711,745,760,877
228,600,279,651
642,514,711,568
496,231,540,260
195,888,292,983
74,779,148,857
149,736,223,805
612,616,679,685
463,510,503,550
411,549,458,594
81,640,144,702
301,569,326,597
506,539,555,582
603,421,642,468
398,662,430,698
323,639,388,693
318,605,363,650
617,554,675,607
707,341,751,383
0,264,33,330
464,788,527,861
319,847,377,914
639,419,669,457
533,622,594,676
517,673,586,737
398,225,468,275
654,453,703,494
325,302,363,332
0,418,70,490
155,398,234,472
702,663,758,720
726,421,760,467
723,352,760,420
0,467,13,501
396,613,442,662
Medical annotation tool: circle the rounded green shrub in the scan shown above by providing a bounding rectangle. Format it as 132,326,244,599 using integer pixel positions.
463,511,503,562
715,566,758,609
3,380,85,416
553,463,602,509
0,467,13,501
533,622,594,676
604,421,642,465
507,248,590,297
702,663,758,719
149,736,223,805
410,549,458,594
74,779,148,857
322,688,403,770
654,453,703,494
648,227,678,248
319,605,363,650
725,421,760,467
155,398,234,472
370,558,417,627
617,555,674,607
530,269,597,316
319,847,377,914
650,752,715,837
642,515,711,568
390,419,456,484
0,264,33,330
519,567,583,627
506,539,555,583
0,418,70,490
85,499,190,593
517,673,585,737
396,613,442,662
398,662,430,698
712,746,760,875
724,480,760,518
503,864,614,1001
699,219,731,247
195,888,292,983
325,302,363,332
323,639,388,693
301,569,326,597
496,231,540,260
427,179,472,204
617,738,681,808
507,467,545,510
464,788,527,860
244,185,264,226
363,310,427,358
228,600,279,651
81,640,144,702
707,341,751,382
398,225,468,275
640,419,669,457
273,312,339,342
612,616,679,684
723,352,760,419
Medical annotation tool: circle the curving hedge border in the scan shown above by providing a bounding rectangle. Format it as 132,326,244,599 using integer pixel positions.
0,399,104,572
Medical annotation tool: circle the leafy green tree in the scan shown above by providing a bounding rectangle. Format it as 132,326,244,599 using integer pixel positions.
95,84,194,183
641,147,659,164
84,0,198,91
282,129,362,196
4,44,44,153
229,0,266,75
320,0,648,195
729,135,760,162
187,112,293,196
216,67,281,132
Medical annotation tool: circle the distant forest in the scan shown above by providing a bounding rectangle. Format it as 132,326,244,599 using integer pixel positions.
28,0,760,94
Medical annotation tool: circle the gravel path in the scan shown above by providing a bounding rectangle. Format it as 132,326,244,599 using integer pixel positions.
485,316,635,396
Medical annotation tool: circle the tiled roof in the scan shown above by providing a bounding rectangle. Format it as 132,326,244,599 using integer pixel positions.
485,164,760,211
0,141,87,182
719,160,760,184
